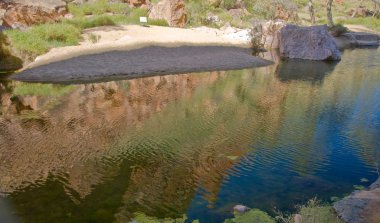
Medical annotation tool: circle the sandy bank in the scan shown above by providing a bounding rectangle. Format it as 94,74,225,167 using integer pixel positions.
27,25,252,69
12,46,272,84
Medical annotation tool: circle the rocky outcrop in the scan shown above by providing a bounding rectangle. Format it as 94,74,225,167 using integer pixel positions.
148,0,187,28
3,4,61,29
334,32,380,49
279,25,341,61
334,177,380,223
0,0,66,29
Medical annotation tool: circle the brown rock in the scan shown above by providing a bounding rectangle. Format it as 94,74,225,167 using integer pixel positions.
148,0,187,28
3,5,61,29
334,178,380,223
279,25,341,61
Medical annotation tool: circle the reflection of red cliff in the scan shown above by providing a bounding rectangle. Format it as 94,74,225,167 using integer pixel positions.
0,68,293,218
0,72,221,196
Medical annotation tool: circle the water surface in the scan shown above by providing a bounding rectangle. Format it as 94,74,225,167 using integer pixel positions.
0,48,380,222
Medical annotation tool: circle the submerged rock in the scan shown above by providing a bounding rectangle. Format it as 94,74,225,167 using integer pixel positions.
279,25,341,61
334,32,380,49
334,177,380,223
233,205,250,213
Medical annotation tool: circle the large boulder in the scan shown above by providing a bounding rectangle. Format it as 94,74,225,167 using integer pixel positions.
334,177,380,223
279,25,341,61
148,0,187,28
3,4,61,29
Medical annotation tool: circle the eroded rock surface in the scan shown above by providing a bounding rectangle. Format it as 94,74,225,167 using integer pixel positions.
334,177,380,223
3,5,61,29
279,25,341,61
149,0,187,28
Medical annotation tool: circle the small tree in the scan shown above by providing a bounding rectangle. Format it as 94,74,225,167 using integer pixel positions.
308,0,316,24
326,0,334,27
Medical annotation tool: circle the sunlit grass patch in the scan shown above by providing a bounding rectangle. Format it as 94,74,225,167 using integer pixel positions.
336,17,380,32
4,23,81,55
68,0,129,17
148,19,169,26
63,15,116,29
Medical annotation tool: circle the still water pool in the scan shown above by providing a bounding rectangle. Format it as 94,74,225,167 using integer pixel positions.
0,48,380,222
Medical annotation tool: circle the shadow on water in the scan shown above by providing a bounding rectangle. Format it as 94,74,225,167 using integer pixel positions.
275,59,338,83
0,48,379,222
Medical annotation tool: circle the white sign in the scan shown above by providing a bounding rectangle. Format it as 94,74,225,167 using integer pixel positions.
139,17,148,23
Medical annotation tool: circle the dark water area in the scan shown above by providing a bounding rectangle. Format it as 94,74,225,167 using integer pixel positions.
0,48,380,223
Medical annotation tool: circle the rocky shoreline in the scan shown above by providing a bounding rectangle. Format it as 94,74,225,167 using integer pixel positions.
334,177,380,223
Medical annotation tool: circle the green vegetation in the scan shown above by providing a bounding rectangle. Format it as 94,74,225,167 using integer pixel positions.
221,199,343,223
329,24,349,37
13,83,75,97
67,0,129,17
337,17,380,31
224,209,275,223
3,3,165,57
4,23,81,55
296,199,344,223
131,212,188,223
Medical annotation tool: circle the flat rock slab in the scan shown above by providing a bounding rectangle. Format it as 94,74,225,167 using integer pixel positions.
334,177,380,223
335,32,380,49
11,46,272,84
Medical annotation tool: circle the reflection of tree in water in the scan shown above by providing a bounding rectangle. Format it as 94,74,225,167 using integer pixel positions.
1,48,380,222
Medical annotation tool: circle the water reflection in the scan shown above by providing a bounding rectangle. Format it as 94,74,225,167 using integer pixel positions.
0,49,379,222
276,59,338,83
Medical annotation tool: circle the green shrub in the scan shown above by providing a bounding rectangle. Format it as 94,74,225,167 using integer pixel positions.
329,24,349,37
297,199,344,223
64,15,116,29
224,209,275,223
